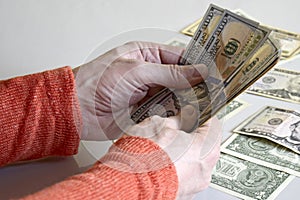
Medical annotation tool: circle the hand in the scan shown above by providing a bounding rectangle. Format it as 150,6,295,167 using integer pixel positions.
73,41,208,140
174,117,221,199
126,105,222,198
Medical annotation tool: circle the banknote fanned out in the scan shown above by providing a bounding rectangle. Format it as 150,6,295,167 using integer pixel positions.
181,8,300,61
233,106,300,154
180,4,224,65
247,67,300,104
211,153,294,200
131,3,280,129
221,133,300,177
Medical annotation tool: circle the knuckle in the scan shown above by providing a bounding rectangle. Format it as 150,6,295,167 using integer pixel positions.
124,41,139,46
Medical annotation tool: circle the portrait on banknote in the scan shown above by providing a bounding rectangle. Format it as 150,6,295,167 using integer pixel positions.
221,133,300,177
278,120,300,144
211,153,294,200
131,4,279,128
261,75,300,101
234,106,300,154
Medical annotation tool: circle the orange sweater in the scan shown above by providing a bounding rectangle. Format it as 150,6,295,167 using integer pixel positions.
0,67,178,199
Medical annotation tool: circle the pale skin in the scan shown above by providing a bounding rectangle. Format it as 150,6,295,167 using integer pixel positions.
73,41,209,140
73,41,222,198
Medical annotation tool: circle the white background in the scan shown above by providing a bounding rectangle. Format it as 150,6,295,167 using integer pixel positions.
1,0,300,199
1,0,300,79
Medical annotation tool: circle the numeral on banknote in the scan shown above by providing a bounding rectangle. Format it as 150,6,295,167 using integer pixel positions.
131,4,280,130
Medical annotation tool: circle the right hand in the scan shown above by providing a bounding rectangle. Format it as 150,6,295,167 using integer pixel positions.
126,105,222,199
74,41,208,141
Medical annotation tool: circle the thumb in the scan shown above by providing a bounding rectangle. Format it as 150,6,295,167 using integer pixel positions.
166,105,199,132
141,63,208,89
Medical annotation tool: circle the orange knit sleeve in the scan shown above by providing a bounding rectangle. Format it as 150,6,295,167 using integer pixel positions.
0,66,178,199
0,66,81,166
21,136,178,200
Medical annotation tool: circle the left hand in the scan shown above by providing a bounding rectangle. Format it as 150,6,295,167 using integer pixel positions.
125,105,222,198
73,41,208,140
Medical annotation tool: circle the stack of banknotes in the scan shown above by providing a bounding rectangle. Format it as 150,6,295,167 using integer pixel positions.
214,105,300,200
131,4,280,129
129,3,300,199
176,4,300,200
181,9,300,61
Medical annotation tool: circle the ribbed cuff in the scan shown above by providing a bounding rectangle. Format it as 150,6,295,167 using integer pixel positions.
99,136,178,199
0,66,81,166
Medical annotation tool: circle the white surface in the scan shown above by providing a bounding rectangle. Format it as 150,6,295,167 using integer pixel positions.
1,0,300,199
1,0,300,79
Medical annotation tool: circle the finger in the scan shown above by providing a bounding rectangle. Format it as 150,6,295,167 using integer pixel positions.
122,42,206,80
179,105,199,132
135,85,165,106
193,116,222,159
122,41,186,64
126,115,167,138
140,62,208,89
166,105,198,132
153,119,194,162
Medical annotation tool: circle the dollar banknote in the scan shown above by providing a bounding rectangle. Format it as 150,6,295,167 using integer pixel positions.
194,10,270,82
216,99,248,119
264,26,300,60
225,38,280,100
211,153,294,200
181,18,202,37
181,8,300,60
222,133,300,177
165,37,188,47
234,9,300,60
131,4,279,128
180,4,224,65
247,68,300,104
234,106,300,154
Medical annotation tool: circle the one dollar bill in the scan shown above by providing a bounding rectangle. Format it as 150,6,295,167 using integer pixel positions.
211,153,294,200
216,99,249,120
222,133,300,177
